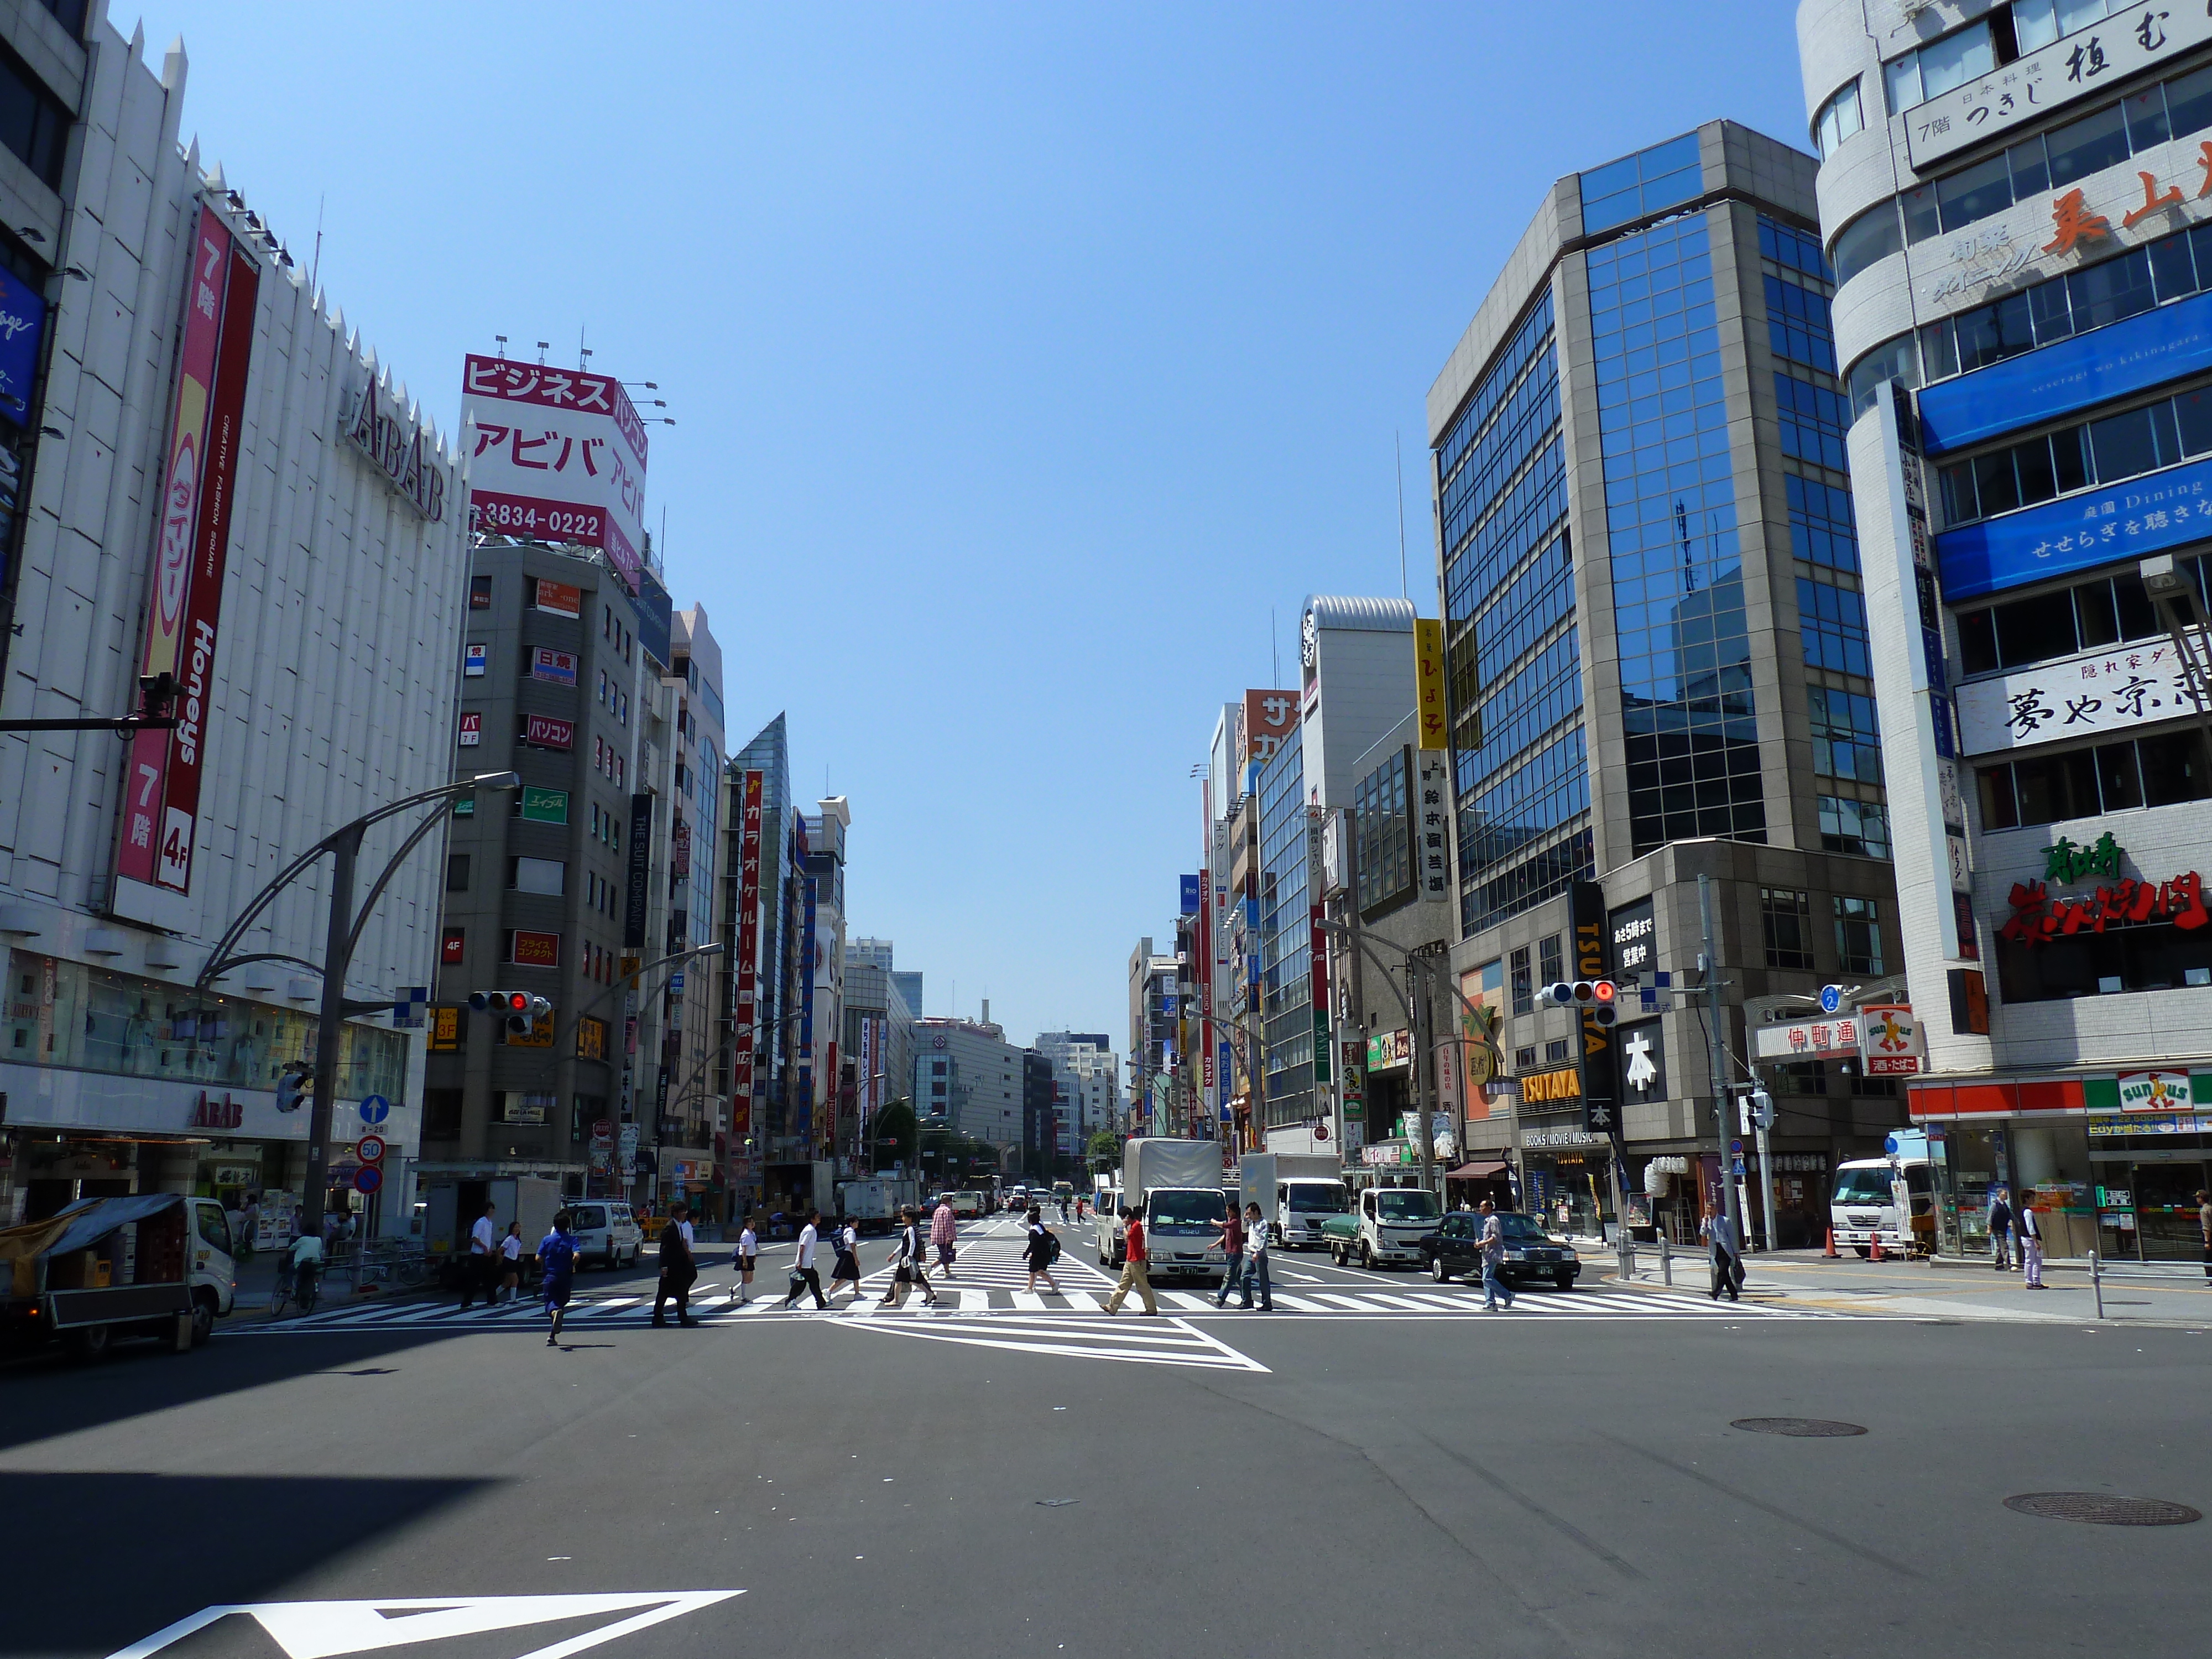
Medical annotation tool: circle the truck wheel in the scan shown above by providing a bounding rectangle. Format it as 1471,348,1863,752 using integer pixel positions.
191,1292,217,1347
1359,1241,1374,1271
65,1324,112,1363
1430,1258,1451,1284
1853,1246,1871,1260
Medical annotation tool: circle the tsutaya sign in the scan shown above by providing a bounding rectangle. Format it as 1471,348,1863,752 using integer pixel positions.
342,374,447,519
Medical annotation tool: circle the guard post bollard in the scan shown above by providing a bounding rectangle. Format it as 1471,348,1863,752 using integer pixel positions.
2090,1249,2104,1320
1660,1233,1672,1287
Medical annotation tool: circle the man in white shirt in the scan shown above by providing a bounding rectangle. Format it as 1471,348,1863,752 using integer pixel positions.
782,1208,828,1310
460,1201,499,1309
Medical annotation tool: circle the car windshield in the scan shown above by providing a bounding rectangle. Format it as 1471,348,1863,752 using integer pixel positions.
1833,1168,1896,1204
1150,1189,1228,1232
1287,1183,1351,1212
1496,1214,1545,1240
1375,1191,1441,1222
572,1207,605,1228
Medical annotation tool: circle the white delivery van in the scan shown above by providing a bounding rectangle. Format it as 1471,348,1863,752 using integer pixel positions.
1830,1133,1934,1256
566,1201,644,1269
1,1194,237,1359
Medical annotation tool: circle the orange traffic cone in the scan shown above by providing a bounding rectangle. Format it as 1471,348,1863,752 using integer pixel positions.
1869,1234,1884,1262
1823,1228,1839,1258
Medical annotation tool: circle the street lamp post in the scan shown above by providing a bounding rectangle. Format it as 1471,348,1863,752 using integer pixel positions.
198,769,523,1240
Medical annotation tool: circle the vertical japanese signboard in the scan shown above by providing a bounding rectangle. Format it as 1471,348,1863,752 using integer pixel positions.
1413,618,1449,749
622,793,653,948
1239,688,1300,777
1571,880,1616,1138
731,771,764,1118
1308,899,1331,1087
115,204,259,911
462,355,649,594
797,874,818,1141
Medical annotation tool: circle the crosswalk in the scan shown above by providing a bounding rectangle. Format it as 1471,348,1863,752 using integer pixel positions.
236,1254,1840,1335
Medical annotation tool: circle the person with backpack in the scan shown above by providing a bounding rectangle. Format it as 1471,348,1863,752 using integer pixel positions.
1023,1205,1061,1294
651,1204,700,1327
538,1211,581,1346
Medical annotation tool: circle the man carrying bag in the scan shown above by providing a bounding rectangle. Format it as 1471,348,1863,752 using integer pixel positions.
651,1204,699,1327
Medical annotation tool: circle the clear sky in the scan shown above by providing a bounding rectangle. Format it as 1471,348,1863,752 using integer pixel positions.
129,3,1810,1051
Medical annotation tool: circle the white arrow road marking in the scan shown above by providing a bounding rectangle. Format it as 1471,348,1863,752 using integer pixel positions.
106,1591,743,1659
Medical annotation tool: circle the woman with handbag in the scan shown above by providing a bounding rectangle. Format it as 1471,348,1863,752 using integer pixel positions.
879,1207,938,1308
1023,1206,1061,1295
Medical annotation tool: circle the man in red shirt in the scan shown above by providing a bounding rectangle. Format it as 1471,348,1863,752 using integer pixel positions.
1103,1202,1158,1316
1212,1203,1246,1308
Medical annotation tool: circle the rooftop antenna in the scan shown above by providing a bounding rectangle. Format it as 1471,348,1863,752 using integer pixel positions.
308,192,324,295
495,333,508,359
1271,607,1279,686
579,323,590,372
1395,431,1408,603
536,340,549,366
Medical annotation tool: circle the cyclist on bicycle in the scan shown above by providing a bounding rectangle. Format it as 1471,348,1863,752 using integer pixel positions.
285,1227,325,1314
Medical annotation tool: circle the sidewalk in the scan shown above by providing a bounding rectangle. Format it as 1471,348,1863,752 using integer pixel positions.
228,1249,441,1325
1599,1240,2212,1325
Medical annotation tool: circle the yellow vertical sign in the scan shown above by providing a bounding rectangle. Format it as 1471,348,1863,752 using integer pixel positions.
1413,618,1448,750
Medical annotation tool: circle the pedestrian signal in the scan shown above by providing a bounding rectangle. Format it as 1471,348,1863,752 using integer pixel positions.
470,989,552,1035
275,1062,314,1114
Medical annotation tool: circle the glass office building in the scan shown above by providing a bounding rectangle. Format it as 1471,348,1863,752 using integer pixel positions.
1425,123,1905,1242
1256,727,1314,1131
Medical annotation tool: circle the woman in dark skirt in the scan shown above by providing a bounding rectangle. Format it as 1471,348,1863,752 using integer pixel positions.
1023,1206,1061,1295
828,1216,865,1306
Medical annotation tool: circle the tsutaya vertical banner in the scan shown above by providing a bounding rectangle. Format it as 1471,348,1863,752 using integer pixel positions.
729,771,765,1136
116,204,260,912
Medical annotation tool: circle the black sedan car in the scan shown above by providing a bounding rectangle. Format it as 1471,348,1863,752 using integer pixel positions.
1419,1211,1582,1291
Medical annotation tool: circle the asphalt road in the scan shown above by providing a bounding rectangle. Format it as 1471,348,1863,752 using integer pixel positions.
7,1217,2212,1659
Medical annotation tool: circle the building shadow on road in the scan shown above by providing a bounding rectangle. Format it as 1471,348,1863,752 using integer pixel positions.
0,1324,465,1455
0,1468,491,1658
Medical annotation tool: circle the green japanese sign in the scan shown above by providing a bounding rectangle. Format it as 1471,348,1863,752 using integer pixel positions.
2046,831,2122,885
520,786,570,825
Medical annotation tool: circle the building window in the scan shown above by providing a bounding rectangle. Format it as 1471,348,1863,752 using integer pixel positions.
1544,1037,1571,1063
1779,1060,1829,1097
932,1060,947,1076
1514,1045,1537,1070
0,44,70,191
1510,946,1533,1016
1812,75,1865,158
1809,687,1883,784
445,854,470,892
422,1089,464,1141
1537,935,1563,991
1775,373,1850,471
1955,560,2203,676
1818,795,1891,859
1830,201,1903,288
1977,731,2209,829
509,855,567,895
1354,747,1413,915
1799,576,1872,676
1762,887,1815,970
1765,277,1838,374
1834,895,1886,974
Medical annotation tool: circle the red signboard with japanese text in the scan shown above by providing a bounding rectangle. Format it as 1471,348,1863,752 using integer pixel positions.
1240,688,1300,771
115,204,259,903
523,713,574,750
533,578,582,618
730,770,765,1113
464,355,649,594
510,929,561,968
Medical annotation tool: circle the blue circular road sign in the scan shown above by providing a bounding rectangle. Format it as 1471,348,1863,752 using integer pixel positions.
358,1094,392,1125
1818,984,1844,1014
352,1164,383,1194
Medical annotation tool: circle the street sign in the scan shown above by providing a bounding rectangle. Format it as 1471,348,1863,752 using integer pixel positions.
1818,984,1844,1015
1730,1156,1746,1177
618,1124,639,1154
592,1118,615,1140
356,1134,387,1165
1730,1139,1742,1154
358,1094,391,1126
353,1165,383,1194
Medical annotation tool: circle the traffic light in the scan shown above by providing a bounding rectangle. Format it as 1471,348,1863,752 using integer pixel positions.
1544,979,1620,1024
275,1062,313,1113
471,989,552,1035
1751,1088,1775,1131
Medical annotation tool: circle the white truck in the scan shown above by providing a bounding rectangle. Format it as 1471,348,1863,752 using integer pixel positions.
1830,1131,1935,1257
837,1177,921,1234
421,1175,564,1275
1240,1151,1352,1250
1322,1184,1444,1270
0,1194,238,1360
1105,1138,1229,1285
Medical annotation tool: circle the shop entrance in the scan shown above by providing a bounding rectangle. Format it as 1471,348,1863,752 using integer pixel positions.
2131,1160,2209,1260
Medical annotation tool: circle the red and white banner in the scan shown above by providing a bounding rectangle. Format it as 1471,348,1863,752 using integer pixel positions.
731,770,765,1113
116,204,259,899
463,355,649,593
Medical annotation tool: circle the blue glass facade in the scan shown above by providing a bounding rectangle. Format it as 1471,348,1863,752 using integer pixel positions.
1256,729,1312,1130
1589,214,1767,855
1435,291,1589,936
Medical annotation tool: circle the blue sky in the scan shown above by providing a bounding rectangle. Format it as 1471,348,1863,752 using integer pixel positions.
131,3,1809,1051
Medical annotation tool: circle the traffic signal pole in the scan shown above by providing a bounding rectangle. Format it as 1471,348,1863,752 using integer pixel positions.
1697,873,1746,1256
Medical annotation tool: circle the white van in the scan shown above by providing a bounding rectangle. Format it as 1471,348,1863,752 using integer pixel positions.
565,1201,643,1269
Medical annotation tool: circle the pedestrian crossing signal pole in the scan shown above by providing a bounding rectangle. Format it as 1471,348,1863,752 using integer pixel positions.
1697,874,1746,1255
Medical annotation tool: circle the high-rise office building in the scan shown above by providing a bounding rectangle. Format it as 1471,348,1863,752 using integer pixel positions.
1799,0,2212,1260
1427,122,1902,1241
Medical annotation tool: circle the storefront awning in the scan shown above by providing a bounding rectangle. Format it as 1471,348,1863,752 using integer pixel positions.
1446,1160,1509,1180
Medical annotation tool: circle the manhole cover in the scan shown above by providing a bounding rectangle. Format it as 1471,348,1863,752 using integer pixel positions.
1730,1417,1868,1437
2004,1493,2201,1526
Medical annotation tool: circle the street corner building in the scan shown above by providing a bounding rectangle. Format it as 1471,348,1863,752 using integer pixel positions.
1798,0,2212,1261
0,12,469,1234
1423,119,1909,1246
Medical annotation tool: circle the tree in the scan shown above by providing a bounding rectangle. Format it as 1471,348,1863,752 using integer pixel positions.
871,1098,917,1171
1087,1129,1122,1168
